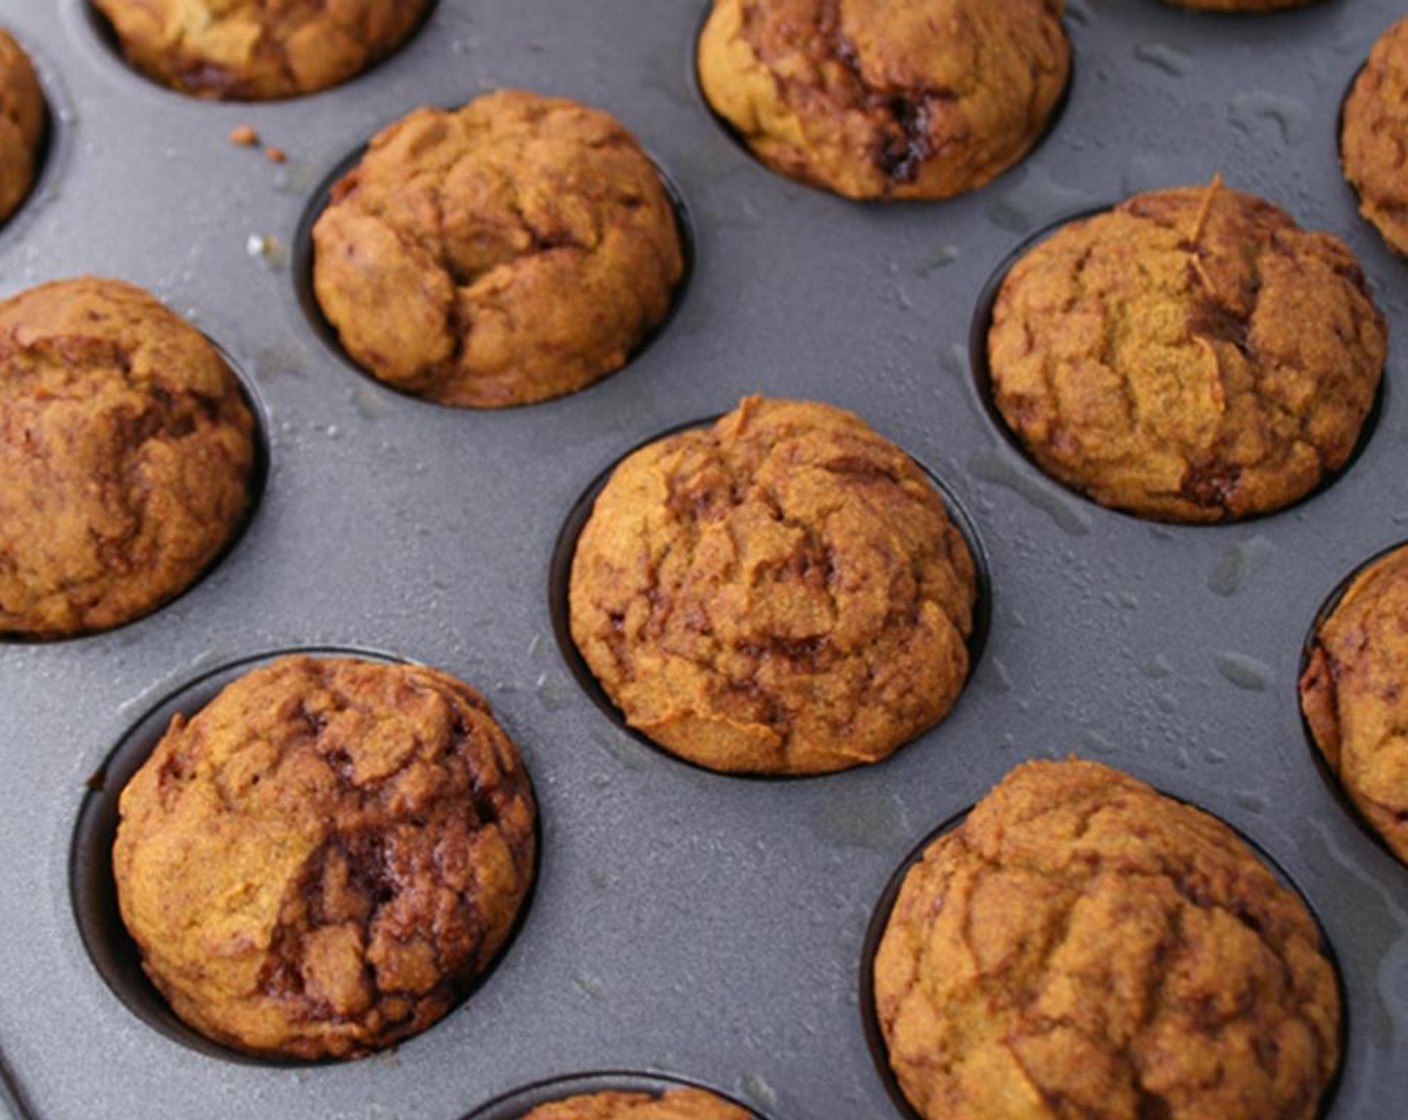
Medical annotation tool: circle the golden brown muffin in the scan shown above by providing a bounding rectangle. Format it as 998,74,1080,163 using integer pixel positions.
114,656,537,1061
1161,0,1320,10
569,397,977,776
696,0,1070,201
312,91,684,410
987,181,1386,523
0,278,256,639
89,0,429,101
0,27,46,224
1300,543,1408,865
520,1088,753,1120
874,759,1342,1120
1342,18,1408,257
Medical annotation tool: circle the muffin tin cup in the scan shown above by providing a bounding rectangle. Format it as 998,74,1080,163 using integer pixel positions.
1336,50,1408,265
965,201,1390,526
858,792,1350,1120
78,1,442,104
460,1071,767,1120
688,1,1080,205
1297,540,1408,868
0,28,74,254
0,335,271,646
69,645,541,1067
547,414,993,781
290,124,697,411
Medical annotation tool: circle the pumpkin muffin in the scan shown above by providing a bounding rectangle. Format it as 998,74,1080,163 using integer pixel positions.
114,656,537,1061
569,396,977,776
0,277,256,639
1342,18,1408,258
1300,542,1408,866
0,27,46,224
873,759,1342,1120
89,0,429,100
518,1088,753,1120
696,0,1070,201
987,181,1386,522
312,90,684,409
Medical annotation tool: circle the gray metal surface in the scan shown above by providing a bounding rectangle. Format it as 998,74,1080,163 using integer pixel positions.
0,1,1404,1118
463,1072,762,1118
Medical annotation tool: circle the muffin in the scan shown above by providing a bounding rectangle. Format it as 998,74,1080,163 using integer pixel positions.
0,27,46,224
873,759,1342,1120
1300,543,1408,865
569,396,977,776
312,90,684,409
89,0,430,100
987,181,1386,522
114,656,537,1060
696,0,1070,201
0,277,256,638
519,1088,753,1120
1341,18,1408,258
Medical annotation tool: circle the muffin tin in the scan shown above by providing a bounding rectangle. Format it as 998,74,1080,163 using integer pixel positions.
1,2,1406,1118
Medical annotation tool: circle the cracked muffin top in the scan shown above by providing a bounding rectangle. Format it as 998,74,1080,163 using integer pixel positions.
312,90,684,410
696,0,1070,201
0,277,256,638
0,27,46,224
569,396,977,776
874,758,1342,1120
1342,17,1408,258
1300,543,1408,866
114,656,537,1060
519,1088,754,1120
90,0,429,100
987,182,1386,523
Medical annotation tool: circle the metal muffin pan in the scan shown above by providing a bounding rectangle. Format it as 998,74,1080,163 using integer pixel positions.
0,1,1405,1118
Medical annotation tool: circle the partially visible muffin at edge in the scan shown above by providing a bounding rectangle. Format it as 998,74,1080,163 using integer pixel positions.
569,397,977,776
874,758,1342,1120
312,90,685,409
987,181,1387,523
1300,543,1408,865
89,0,430,100
1342,17,1408,257
0,277,256,638
114,656,538,1060
520,1088,754,1120
697,0,1070,201
0,27,46,224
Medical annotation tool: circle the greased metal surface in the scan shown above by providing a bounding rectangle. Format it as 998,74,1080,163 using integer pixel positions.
0,2,1405,1119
